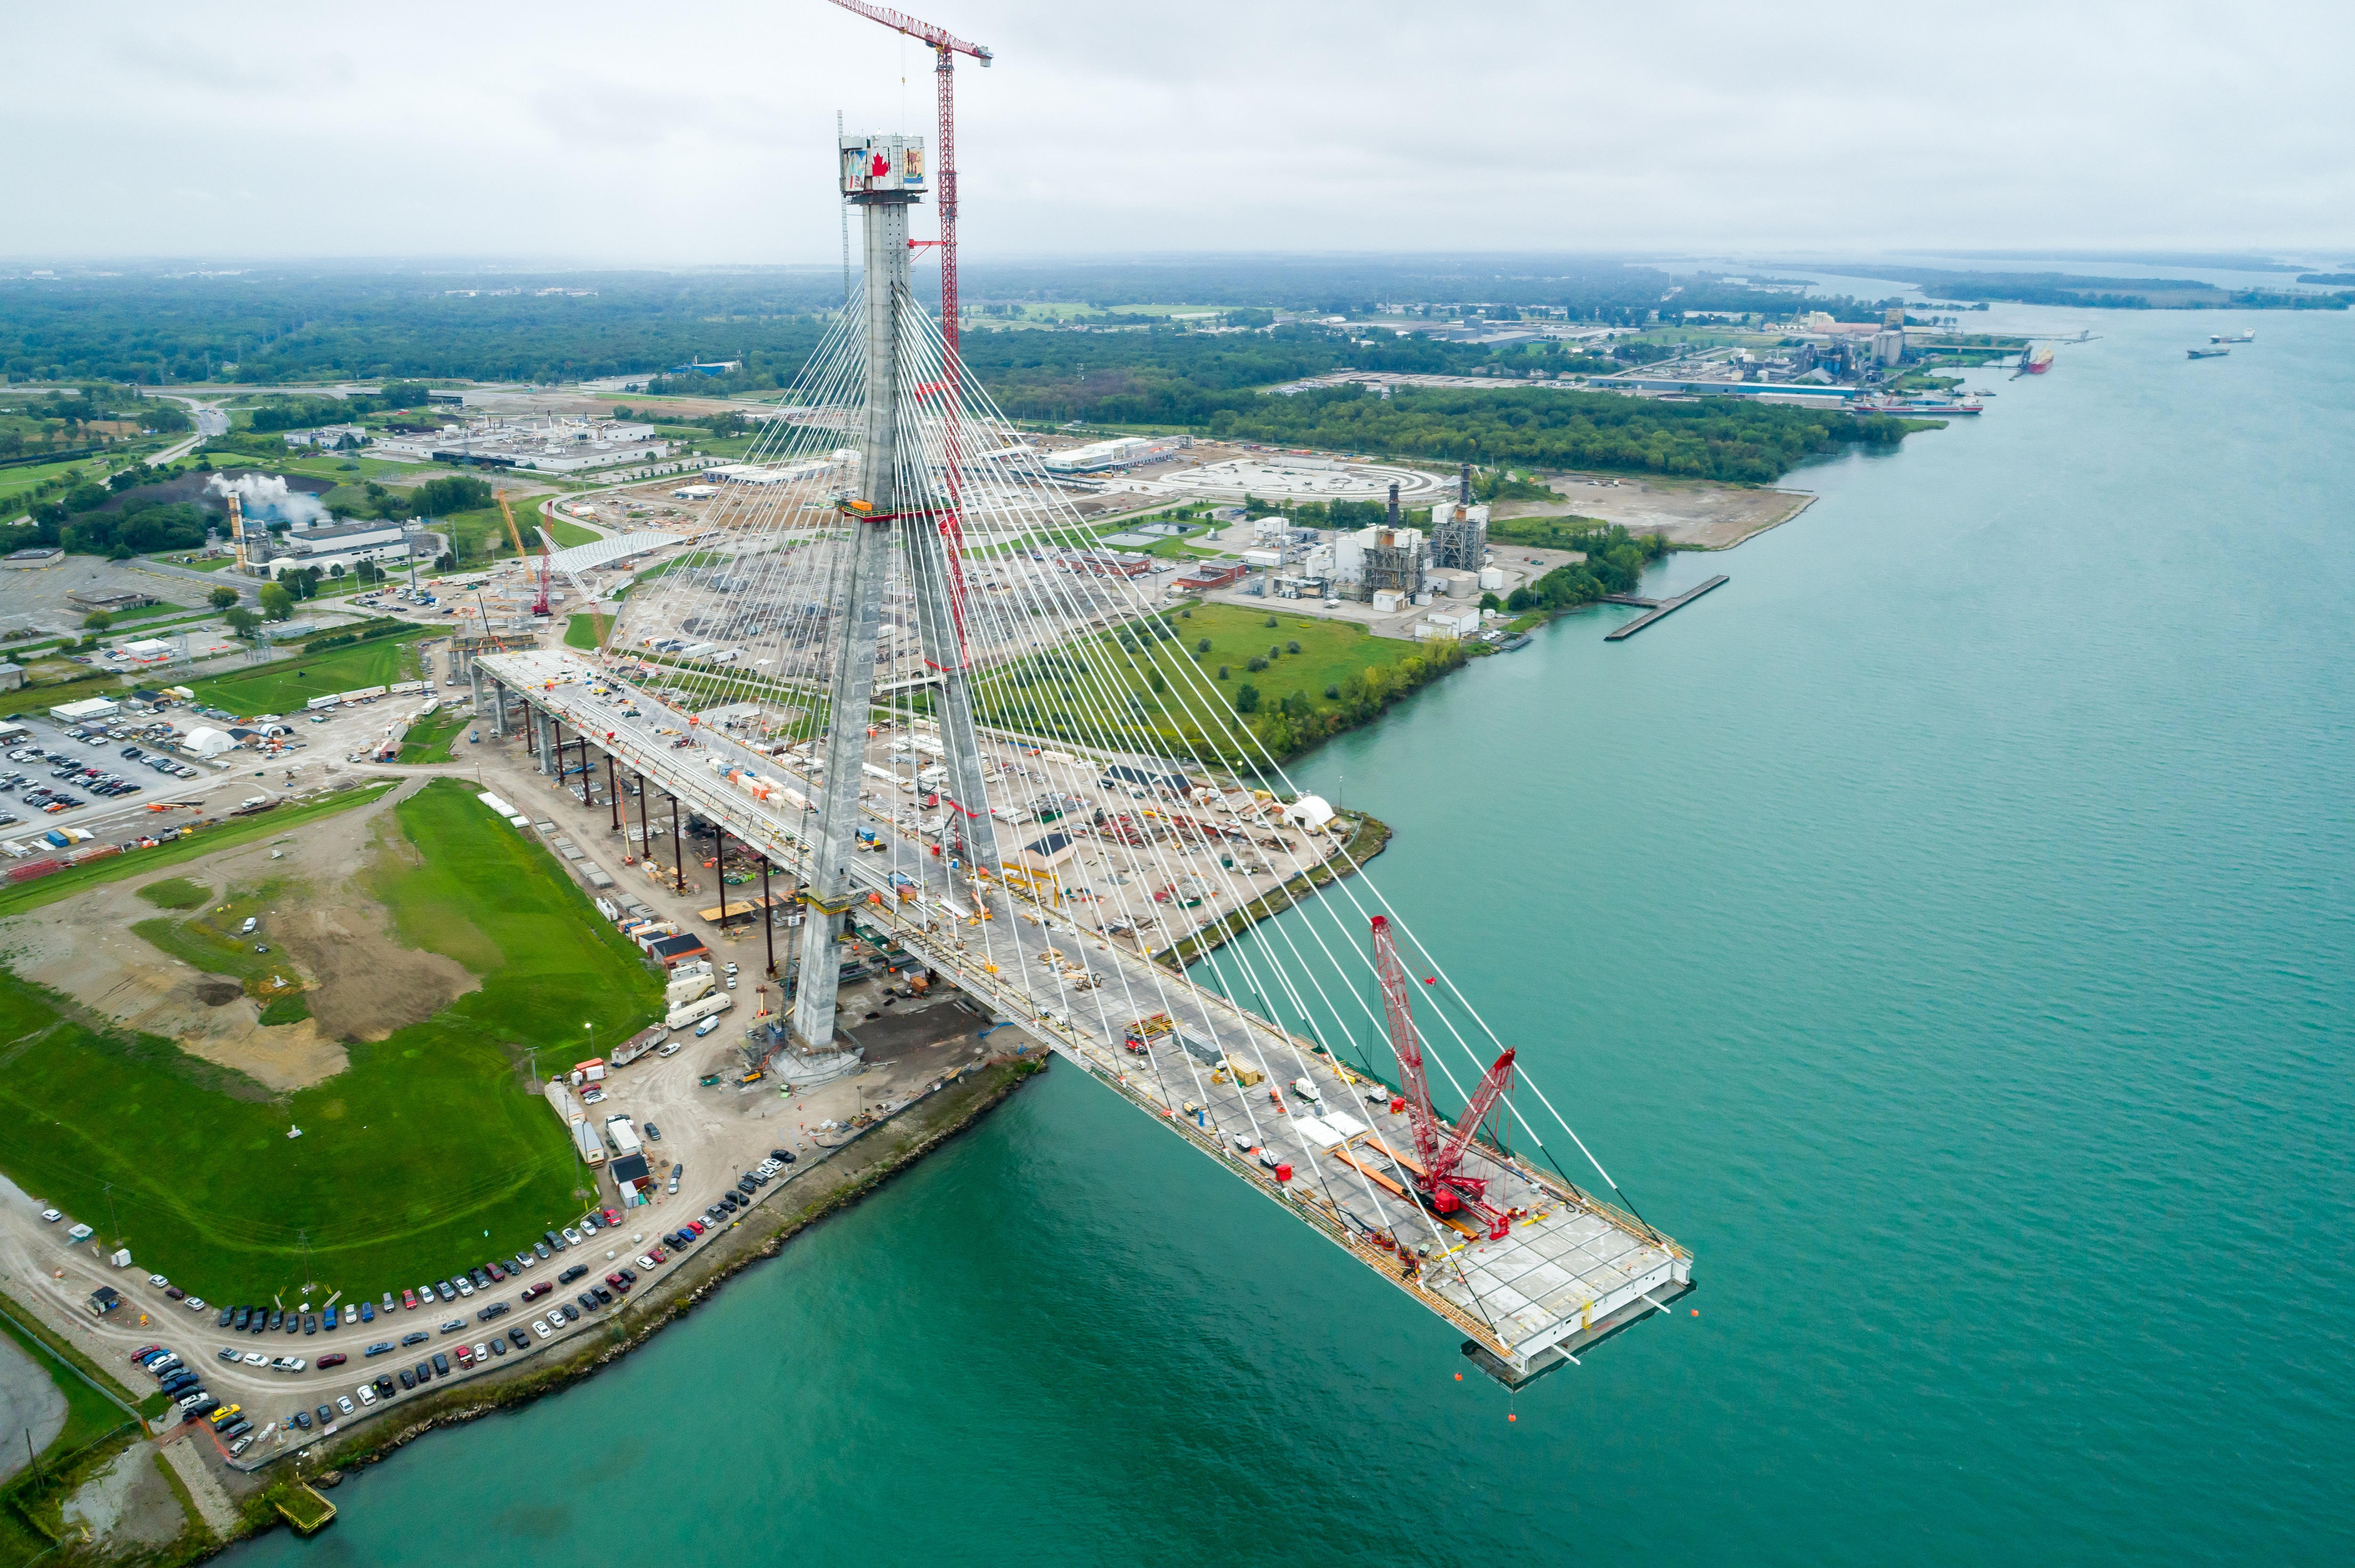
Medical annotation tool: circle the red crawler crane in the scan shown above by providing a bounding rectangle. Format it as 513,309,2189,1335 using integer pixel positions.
1370,915,1518,1240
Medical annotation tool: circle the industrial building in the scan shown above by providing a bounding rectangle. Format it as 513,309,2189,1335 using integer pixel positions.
1333,521,1427,602
372,415,672,474
1041,434,1193,474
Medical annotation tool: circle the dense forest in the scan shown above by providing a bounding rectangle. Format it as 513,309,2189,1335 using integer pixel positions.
0,259,1865,388
1208,384,1922,482
1800,264,2351,311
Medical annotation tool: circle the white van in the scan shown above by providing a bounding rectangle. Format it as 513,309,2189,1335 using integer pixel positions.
694,1018,720,1037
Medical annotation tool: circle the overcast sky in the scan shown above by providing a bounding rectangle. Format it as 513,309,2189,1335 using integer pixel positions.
8,0,2350,265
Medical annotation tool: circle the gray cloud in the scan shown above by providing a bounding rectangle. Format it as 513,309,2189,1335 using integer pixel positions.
4,0,2350,263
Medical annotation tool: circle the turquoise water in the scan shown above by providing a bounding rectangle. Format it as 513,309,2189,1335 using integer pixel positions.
230,310,2354,1566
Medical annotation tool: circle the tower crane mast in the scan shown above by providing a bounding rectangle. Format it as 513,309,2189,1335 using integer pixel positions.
821,0,991,354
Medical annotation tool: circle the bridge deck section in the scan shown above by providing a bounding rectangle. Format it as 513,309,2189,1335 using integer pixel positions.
479,647,1687,1380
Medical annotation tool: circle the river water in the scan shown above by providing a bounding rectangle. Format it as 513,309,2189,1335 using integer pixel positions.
229,307,2354,1566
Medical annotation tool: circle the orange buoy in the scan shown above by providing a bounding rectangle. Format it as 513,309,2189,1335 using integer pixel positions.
1507,1413,1517,1423
1454,1372,1462,1382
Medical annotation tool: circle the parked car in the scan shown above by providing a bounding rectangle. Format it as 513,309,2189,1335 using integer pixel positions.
316,1353,346,1369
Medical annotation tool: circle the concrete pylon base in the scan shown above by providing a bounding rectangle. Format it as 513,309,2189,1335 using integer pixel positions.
776,1044,865,1086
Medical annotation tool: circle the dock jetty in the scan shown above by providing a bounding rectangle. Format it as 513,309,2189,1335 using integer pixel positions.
1604,575,1729,641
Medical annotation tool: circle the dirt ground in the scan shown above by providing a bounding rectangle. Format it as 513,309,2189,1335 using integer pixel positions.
60,1445,187,1553
0,777,476,1094
1496,474,1816,549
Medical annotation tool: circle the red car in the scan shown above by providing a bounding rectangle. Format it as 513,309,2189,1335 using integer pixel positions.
521,1282,551,1302
599,1208,620,1227
316,1353,347,1369
648,1247,666,1264
685,1220,706,1236
401,1288,418,1310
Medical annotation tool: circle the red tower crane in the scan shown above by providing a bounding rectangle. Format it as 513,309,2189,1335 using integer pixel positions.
821,0,992,356
1370,915,1518,1240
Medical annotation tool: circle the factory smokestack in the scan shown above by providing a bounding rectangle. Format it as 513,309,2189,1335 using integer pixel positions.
1458,463,1472,506
1386,482,1399,528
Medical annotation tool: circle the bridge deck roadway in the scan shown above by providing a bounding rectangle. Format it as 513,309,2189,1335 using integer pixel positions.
479,648,1688,1381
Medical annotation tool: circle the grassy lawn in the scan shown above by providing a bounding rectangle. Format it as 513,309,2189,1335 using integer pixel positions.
563,613,602,650
97,600,190,626
0,779,662,1303
546,517,598,547
974,602,1426,764
0,672,124,718
136,875,210,910
185,629,426,717
0,783,397,920
1486,512,1607,551
167,555,237,572
396,706,467,763
133,882,307,1011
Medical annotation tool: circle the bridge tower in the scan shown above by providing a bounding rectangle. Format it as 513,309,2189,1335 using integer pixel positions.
791,131,1000,1054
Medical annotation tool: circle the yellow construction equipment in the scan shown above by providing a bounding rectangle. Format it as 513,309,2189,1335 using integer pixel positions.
496,490,551,615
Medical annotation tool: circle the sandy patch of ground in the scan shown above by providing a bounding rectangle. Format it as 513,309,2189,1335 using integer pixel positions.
61,1445,187,1553
1496,475,1816,549
0,777,476,1095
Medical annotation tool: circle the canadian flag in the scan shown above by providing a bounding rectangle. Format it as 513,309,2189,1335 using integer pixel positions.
870,152,890,178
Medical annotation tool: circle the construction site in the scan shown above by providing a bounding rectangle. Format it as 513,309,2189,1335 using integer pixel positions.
455,6,1692,1390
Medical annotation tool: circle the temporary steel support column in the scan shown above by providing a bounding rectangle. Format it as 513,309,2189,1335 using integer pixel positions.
635,770,651,871
761,857,776,978
491,682,507,740
793,180,911,1053
607,755,620,829
669,792,686,893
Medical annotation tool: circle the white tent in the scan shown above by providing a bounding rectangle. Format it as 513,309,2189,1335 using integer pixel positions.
183,726,235,759
1282,793,1334,830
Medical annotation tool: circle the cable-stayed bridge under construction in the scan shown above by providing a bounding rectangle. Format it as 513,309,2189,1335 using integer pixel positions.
469,128,1689,1387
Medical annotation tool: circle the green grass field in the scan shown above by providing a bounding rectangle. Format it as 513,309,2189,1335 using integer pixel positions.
0,784,397,920
132,881,306,1010
564,613,601,650
545,517,598,547
136,875,210,910
974,602,1424,762
396,706,467,763
0,779,663,1303
185,630,426,717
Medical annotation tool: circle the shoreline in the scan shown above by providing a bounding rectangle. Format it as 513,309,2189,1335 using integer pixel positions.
1150,810,1392,971
9,1054,1043,1561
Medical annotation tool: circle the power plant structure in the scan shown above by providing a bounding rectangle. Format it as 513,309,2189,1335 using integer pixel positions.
470,90,1689,1388
1429,463,1491,572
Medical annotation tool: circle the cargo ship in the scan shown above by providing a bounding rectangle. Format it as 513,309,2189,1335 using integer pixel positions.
2186,347,2231,359
2209,330,2256,344
2013,344,2055,377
